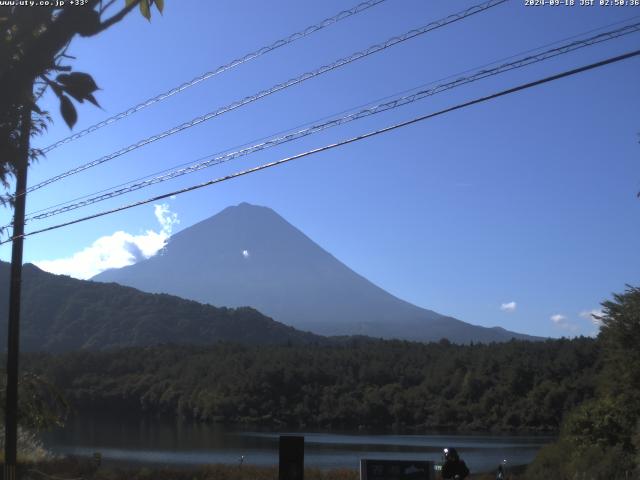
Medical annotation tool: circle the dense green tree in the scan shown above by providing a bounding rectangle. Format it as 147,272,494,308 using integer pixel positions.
527,286,640,479
599,286,640,399
0,369,68,440
23,337,599,433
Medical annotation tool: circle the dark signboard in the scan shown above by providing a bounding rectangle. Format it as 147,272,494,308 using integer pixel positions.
279,435,304,480
360,459,435,480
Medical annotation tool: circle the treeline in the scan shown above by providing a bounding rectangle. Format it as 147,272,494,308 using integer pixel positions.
525,286,640,479
23,336,599,432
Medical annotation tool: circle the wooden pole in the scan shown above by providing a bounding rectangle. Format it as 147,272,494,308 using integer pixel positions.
4,104,31,480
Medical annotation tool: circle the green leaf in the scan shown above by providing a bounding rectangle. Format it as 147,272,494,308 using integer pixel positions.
155,0,164,13
85,93,101,108
49,82,63,98
75,9,101,37
60,95,77,129
63,87,85,103
56,72,99,93
55,73,70,84
140,0,151,20
125,0,137,6
56,72,101,105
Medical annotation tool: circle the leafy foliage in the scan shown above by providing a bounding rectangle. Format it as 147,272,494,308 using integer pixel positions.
0,371,68,431
0,427,53,463
23,337,599,432
127,0,164,21
598,286,640,400
526,286,640,479
0,0,160,207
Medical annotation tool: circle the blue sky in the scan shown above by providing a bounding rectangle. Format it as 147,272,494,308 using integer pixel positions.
1,0,639,338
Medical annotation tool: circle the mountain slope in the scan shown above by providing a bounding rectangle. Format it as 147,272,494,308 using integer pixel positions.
0,261,323,352
94,203,539,343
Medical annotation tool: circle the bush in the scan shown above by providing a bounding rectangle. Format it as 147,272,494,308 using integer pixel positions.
525,438,572,479
0,427,53,463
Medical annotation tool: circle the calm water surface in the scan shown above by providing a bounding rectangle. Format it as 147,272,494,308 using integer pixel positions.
41,413,554,473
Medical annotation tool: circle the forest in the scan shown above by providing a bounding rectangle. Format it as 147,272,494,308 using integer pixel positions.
0,262,324,351
7,285,640,479
23,336,599,432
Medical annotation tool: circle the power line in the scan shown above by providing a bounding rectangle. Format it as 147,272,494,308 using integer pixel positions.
20,21,640,224
21,14,640,222
38,0,390,154
23,0,507,196
20,12,640,223
3,48,638,246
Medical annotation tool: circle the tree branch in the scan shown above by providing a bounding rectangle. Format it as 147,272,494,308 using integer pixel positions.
94,0,141,35
0,1,140,111
99,0,118,15
53,40,72,62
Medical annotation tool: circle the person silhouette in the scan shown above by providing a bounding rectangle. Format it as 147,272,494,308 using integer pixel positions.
441,448,469,479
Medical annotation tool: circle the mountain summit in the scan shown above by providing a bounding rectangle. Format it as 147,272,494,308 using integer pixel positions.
93,203,537,343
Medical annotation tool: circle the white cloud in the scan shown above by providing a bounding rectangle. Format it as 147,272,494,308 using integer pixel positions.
550,313,578,332
500,301,517,313
242,249,250,258
580,309,604,327
34,204,178,280
154,203,179,232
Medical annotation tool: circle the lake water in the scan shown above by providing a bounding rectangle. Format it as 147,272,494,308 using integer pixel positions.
41,413,554,474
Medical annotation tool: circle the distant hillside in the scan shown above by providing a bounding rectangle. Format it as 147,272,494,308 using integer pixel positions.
0,261,323,352
95,202,541,343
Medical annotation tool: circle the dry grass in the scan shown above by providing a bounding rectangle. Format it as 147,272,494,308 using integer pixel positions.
18,458,359,480
14,457,524,480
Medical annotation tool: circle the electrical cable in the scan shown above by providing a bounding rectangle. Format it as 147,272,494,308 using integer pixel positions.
39,0,390,154
21,13,640,220
2,48,637,245
23,0,507,196
19,21,640,224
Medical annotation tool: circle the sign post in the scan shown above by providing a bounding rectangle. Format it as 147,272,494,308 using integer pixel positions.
279,435,304,480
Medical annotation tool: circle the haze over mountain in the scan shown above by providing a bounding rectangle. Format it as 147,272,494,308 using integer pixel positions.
0,261,323,352
94,203,539,343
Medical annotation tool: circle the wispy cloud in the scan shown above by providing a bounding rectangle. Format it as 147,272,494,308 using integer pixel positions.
34,204,179,280
154,203,179,232
550,313,577,332
500,301,517,313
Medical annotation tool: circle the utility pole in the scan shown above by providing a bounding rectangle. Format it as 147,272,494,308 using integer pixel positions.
4,102,32,480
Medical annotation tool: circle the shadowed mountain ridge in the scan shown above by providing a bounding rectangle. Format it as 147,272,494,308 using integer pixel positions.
0,261,323,352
